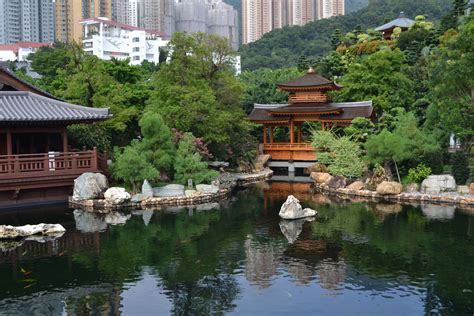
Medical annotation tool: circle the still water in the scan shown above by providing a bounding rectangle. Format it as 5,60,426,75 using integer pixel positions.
0,182,474,315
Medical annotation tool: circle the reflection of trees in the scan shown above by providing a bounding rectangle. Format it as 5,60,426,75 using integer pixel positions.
312,202,474,314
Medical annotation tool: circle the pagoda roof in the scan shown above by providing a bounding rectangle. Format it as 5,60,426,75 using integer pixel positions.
277,68,342,91
375,12,415,31
0,91,111,124
248,101,373,123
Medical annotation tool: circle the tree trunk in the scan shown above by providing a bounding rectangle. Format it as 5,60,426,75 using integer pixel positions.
383,159,393,179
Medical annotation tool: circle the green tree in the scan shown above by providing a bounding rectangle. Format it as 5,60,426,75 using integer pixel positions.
27,43,71,88
111,144,159,192
451,152,469,184
174,133,219,185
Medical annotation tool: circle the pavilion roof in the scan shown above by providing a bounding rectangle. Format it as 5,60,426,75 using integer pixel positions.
248,101,373,123
277,68,342,91
375,12,415,31
0,91,111,124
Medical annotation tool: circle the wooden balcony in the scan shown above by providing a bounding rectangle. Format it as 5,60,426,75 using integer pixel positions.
0,149,107,192
263,143,317,161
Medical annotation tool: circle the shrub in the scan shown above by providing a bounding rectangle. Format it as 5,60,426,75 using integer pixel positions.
451,152,469,185
407,163,432,184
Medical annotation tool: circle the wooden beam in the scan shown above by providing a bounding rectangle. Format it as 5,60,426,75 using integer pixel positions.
297,124,302,143
290,120,294,144
62,128,68,152
6,128,12,156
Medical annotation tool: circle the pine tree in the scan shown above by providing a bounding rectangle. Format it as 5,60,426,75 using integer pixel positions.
331,29,342,49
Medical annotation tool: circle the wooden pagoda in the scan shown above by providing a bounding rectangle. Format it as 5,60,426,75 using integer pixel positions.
0,65,111,206
248,67,373,161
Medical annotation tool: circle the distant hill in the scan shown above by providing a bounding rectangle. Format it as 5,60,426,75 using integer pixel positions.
240,0,451,71
346,0,369,13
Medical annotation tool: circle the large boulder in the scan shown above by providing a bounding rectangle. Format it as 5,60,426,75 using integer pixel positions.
279,195,317,220
310,172,332,184
153,184,185,197
104,187,131,205
421,175,456,194
327,176,347,189
0,224,66,239
347,181,364,191
141,179,154,198
376,181,403,195
471,183,474,195
305,163,328,174
214,173,238,190
196,184,219,194
73,172,108,201
255,154,271,171
366,166,390,191
404,183,419,193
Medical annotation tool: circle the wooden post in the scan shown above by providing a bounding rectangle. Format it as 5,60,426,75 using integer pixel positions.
270,126,274,143
62,128,68,152
6,128,12,156
91,147,98,170
290,120,294,144
297,124,302,143
263,125,267,144
321,122,326,131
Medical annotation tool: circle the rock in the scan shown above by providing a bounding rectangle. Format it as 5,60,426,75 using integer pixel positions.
214,173,238,190
305,163,328,174
185,189,197,197
196,184,219,194
73,172,108,201
421,175,456,194
153,184,185,197
104,187,131,205
279,218,315,244
74,210,107,233
421,204,455,220
366,166,390,191
347,181,364,191
310,172,332,184
375,203,402,214
141,179,154,198
405,183,419,193
327,176,347,189
457,185,470,194
279,195,317,220
131,194,146,203
471,183,474,195
104,212,131,225
376,181,403,195
208,161,230,169
0,223,66,239
255,154,271,171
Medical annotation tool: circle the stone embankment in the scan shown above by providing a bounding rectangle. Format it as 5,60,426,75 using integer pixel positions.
70,169,273,211
311,172,474,210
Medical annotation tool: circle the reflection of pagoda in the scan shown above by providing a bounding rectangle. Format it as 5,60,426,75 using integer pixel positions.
248,68,373,162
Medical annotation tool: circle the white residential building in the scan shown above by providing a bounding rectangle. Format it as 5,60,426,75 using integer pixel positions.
81,17,168,65
0,42,50,62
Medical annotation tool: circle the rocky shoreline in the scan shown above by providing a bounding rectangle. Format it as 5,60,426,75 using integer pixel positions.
70,169,274,211
312,182,474,211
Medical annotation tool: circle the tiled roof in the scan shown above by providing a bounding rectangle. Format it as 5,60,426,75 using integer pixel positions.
375,12,415,31
0,91,110,124
277,70,342,90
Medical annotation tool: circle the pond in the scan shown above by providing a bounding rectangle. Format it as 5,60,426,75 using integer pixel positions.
0,182,474,315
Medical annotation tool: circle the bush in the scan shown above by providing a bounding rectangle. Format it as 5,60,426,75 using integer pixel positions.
312,131,365,178
407,163,432,184
174,133,219,185
451,152,469,185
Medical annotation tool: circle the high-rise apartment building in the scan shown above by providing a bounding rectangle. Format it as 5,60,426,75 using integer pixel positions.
316,0,344,20
287,0,314,26
272,0,286,29
0,0,55,44
113,0,140,27
55,0,113,43
141,0,175,36
242,0,273,44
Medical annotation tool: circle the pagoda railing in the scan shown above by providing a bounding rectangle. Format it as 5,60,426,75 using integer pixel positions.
263,143,317,161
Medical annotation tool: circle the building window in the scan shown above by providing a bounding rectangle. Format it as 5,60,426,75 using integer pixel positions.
133,47,140,52
133,56,140,61
132,37,139,42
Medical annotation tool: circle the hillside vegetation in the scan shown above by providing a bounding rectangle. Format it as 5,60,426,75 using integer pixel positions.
240,0,451,70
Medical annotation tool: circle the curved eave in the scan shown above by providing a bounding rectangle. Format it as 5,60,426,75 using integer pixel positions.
277,83,342,92
270,110,342,116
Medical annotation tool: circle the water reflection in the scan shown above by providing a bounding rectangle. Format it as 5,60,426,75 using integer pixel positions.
0,183,473,315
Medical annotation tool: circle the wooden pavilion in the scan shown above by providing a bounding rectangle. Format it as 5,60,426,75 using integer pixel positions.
248,68,373,162
375,11,415,40
0,65,111,206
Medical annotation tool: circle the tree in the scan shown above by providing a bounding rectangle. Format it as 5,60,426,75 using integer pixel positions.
28,43,71,88
451,152,469,184
174,133,219,185
331,29,342,49
440,0,469,32
111,144,159,192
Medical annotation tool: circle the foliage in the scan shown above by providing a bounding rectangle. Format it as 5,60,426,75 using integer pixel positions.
146,32,255,163
344,117,375,143
241,0,450,70
407,163,432,183
451,151,470,184
312,130,366,178
67,124,111,152
174,133,219,185
28,43,71,87
111,144,159,192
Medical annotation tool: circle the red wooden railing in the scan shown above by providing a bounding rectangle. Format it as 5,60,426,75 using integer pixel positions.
0,148,107,180
263,143,317,161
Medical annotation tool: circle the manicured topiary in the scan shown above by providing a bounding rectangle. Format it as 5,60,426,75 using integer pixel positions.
451,152,469,185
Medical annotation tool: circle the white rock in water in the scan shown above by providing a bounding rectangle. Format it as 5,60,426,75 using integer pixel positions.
196,184,219,194
73,172,108,201
104,212,131,225
0,223,66,239
421,175,456,194
142,179,154,198
104,187,131,205
279,195,317,220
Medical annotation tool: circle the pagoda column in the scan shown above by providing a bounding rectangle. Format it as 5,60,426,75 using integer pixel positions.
297,124,302,143
263,125,267,144
62,127,68,152
6,128,12,156
270,126,274,143
290,120,295,144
